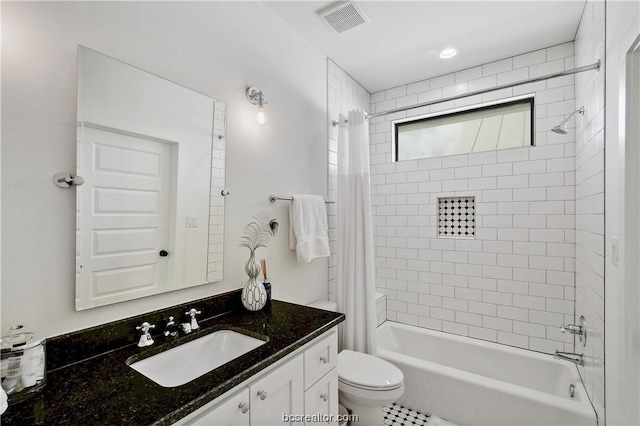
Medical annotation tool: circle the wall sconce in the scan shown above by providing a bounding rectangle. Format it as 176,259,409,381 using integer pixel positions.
246,86,267,125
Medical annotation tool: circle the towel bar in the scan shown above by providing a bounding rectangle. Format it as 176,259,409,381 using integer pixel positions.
269,194,335,204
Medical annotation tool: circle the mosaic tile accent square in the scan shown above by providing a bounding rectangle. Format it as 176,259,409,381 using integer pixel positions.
383,404,428,425
383,404,457,426
437,196,475,238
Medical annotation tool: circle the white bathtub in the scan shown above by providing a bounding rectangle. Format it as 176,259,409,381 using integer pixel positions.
377,322,597,426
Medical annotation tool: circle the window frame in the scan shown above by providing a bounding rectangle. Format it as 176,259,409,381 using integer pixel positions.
392,94,536,162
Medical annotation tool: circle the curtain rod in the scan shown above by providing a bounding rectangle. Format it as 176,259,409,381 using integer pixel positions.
331,60,600,126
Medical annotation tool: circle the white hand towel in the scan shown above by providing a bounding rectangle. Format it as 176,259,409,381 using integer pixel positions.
288,194,330,263
0,386,7,415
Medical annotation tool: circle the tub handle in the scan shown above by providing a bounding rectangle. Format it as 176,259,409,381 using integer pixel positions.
560,315,587,347
320,355,329,364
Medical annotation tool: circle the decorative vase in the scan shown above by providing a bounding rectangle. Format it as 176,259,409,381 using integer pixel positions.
241,250,267,311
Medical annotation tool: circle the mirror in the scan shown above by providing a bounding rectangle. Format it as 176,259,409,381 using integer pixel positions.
75,47,225,311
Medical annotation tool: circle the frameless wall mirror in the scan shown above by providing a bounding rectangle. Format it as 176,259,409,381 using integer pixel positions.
75,46,226,311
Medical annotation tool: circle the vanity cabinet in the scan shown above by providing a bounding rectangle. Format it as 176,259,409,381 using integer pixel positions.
250,355,303,425
175,328,338,426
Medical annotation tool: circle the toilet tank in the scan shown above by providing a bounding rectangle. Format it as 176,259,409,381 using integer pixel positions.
308,300,338,312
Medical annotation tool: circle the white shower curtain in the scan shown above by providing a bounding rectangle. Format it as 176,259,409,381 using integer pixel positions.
336,109,377,355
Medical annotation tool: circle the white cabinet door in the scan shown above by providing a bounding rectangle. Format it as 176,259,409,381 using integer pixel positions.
304,369,338,426
184,387,250,426
250,355,304,426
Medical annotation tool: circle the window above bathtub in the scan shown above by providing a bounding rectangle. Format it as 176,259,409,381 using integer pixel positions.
393,96,534,162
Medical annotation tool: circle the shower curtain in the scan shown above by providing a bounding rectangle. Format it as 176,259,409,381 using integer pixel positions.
336,109,377,355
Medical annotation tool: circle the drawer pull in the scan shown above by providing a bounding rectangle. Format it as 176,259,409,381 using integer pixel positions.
320,393,328,402
320,355,329,364
239,402,249,414
257,389,268,400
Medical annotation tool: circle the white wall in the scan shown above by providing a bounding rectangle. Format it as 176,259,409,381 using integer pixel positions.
326,59,371,302
0,3,3,331
369,43,578,353
1,2,329,336
574,1,605,422
604,1,640,425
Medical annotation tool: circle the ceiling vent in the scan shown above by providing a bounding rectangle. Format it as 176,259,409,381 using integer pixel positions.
317,1,370,34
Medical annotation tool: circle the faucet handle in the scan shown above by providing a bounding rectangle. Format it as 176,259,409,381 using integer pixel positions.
186,308,201,330
136,322,155,333
560,315,587,346
561,324,581,333
136,322,156,347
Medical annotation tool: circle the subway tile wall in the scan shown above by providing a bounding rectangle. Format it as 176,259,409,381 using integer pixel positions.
376,292,387,326
327,59,371,302
369,43,577,353
207,102,226,282
574,1,605,422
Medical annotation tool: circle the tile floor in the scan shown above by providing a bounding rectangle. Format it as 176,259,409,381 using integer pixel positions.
382,404,457,426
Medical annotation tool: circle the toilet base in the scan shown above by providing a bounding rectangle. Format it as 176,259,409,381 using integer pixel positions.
339,388,401,425
339,399,383,425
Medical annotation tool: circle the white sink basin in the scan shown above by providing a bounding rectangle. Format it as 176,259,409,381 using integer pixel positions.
129,330,267,387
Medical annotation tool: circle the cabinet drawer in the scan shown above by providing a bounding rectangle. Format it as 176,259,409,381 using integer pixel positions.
304,369,338,426
304,331,337,389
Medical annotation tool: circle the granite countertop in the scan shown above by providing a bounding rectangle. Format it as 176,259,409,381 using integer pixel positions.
2,295,344,425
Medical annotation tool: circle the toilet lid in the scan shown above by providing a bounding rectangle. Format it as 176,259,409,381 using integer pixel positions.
338,350,404,390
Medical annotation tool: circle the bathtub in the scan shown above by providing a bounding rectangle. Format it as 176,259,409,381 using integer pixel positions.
377,322,597,426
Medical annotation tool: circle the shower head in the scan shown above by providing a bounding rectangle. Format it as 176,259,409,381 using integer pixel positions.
551,124,568,134
551,106,585,135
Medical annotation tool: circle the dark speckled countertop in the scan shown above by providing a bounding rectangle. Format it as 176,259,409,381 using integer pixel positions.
1,290,344,425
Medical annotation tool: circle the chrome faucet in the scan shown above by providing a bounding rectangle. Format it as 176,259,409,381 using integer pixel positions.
136,322,156,347
554,351,584,366
163,316,179,338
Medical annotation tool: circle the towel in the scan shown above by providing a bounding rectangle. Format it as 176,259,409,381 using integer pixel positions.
0,386,7,415
288,194,330,263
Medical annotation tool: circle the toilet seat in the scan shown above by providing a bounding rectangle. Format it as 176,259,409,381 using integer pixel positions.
337,350,404,391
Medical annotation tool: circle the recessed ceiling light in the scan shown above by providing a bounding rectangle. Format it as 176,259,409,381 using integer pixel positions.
438,47,459,59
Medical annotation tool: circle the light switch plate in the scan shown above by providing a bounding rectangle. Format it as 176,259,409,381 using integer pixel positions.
186,215,197,228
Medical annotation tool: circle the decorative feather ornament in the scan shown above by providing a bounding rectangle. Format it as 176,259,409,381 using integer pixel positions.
239,211,279,251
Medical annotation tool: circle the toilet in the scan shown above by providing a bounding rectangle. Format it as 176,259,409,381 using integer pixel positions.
309,300,405,425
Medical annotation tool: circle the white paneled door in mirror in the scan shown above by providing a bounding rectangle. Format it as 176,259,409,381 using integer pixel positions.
76,46,226,310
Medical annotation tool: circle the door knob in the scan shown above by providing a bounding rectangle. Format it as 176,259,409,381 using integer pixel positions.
257,389,268,400
159,250,169,257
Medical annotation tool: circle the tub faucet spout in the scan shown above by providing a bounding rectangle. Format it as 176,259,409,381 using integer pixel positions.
554,351,584,366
